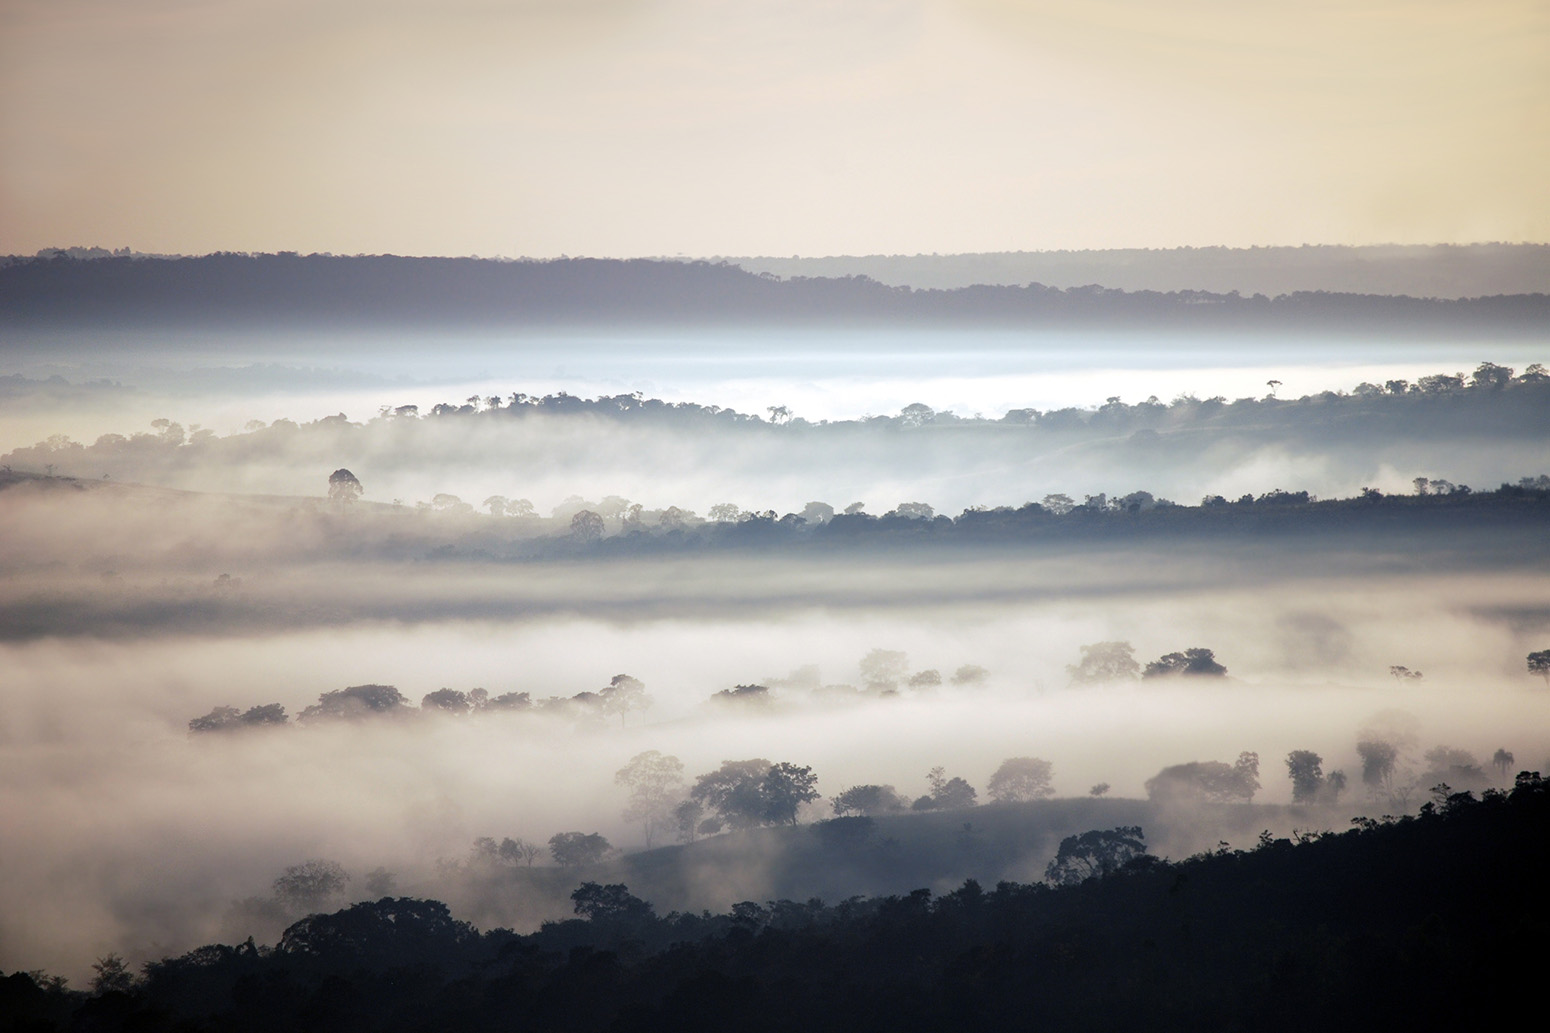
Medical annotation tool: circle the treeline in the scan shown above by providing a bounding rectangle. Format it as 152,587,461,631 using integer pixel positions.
2,253,1548,332
344,477,1550,559
5,774,1544,1032
725,243,1550,297
370,357,1550,430
188,675,651,734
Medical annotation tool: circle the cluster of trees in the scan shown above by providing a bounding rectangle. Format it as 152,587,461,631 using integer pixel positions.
612,755,822,845
1066,641,1228,683
189,651,1005,737
371,471,1546,542
706,652,990,711
1142,728,1529,809
372,476,1550,559
9,773,1545,1032
1351,734,1518,807
1145,752,1262,802
188,675,652,734
613,753,1065,850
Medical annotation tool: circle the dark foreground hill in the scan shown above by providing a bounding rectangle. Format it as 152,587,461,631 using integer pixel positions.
4,776,1544,1033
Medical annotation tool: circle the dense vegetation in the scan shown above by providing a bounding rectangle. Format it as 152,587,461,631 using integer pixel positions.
4,774,1542,1032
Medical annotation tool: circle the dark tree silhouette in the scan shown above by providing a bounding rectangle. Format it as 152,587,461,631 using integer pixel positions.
763,762,821,825
1528,650,1550,685
690,759,775,831
1143,648,1227,678
298,684,410,723
690,759,820,828
569,510,604,542
1493,748,1516,779
89,954,134,996
710,684,774,708
276,898,475,964
1357,739,1399,792
421,688,470,714
673,799,705,843
831,784,908,816
188,703,288,732
571,882,654,922
1285,750,1325,803
273,859,349,913
1045,826,1148,886
548,832,611,867
327,468,363,504
914,766,978,810
1146,752,1260,802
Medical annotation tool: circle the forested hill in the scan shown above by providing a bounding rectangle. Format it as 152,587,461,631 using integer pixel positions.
4,775,1544,1032
725,243,1550,297
2,253,1547,333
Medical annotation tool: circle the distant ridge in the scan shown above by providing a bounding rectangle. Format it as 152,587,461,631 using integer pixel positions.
720,243,1550,298
1,252,1546,336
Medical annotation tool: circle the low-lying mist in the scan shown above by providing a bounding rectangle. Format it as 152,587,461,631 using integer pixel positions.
4,343,1547,512
2,557,1546,981
3,338,1547,990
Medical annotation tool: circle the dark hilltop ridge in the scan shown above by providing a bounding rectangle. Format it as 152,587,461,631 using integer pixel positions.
3,774,1544,1032
1,251,1547,334
725,242,1550,297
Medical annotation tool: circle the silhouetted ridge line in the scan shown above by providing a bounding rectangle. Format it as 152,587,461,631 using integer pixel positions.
2,253,1547,331
5,774,1545,1031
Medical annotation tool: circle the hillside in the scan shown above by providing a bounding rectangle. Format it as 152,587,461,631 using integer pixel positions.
4,775,1542,1032
3,253,1547,335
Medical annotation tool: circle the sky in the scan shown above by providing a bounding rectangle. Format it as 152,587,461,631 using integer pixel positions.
2,0,1546,258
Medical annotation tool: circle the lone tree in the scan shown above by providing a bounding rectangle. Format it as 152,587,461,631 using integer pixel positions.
570,510,605,543
1143,648,1227,678
1493,748,1516,780
298,684,410,723
690,759,821,829
763,762,821,825
1045,826,1148,886
571,882,653,922
831,784,908,816
1067,642,1140,684
90,954,135,996
549,832,612,867
1285,750,1325,804
859,649,909,691
274,859,349,913
1145,752,1260,803
986,757,1055,802
328,468,363,505
1528,650,1550,685
1356,739,1399,793
690,759,775,831
614,750,685,848
600,674,652,726
914,766,978,811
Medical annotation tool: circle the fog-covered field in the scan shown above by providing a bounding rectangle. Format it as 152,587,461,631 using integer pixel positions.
1,324,1547,983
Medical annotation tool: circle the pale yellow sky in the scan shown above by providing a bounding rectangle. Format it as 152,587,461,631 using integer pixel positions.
1,0,1545,256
